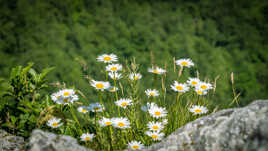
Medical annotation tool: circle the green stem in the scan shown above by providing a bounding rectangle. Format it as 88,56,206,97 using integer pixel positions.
70,105,82,134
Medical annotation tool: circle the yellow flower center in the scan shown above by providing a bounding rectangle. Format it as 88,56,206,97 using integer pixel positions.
63,92,70,96
56,96,60,99
197,90,203,95
81,109,87,113
176,85,183,90
121,102,128,107
63,99,69,103
191,81,198,85
201,85,207,89
152,134,158,139
134,75,139,80
110,67,118,71
149,92,155,96
152,125,159,130
105,121,112,125
118,122,125,127
154,111,161,116
84,137,91,141
181,61,188,66
132,145,139,149
103,56,111,61
153,70,159,74
94,107,100,111
52,122,58,127
195,109,202,113
96,83,104,89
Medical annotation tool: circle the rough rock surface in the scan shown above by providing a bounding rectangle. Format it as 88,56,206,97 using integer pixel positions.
142,100,268,151
0,129,25,151
27,129,92,151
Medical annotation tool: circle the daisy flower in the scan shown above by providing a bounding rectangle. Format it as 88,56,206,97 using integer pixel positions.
148,105,167,119
170,81,189,93
89,103,104,112
80,133,95,142
112,117,130,129
196,82,213,91
99,117,113,127
107,86,118,92
58,89,75,98
141,102,157,112
145,131,164,141
147,121,164,132
108,72,122,80
187,77,200,87
97,54,118,63
90,80,110,91
129,73,142,81
106,64,122,72
195,88,208,96
175,58,194,68
148,66,166,75
115,98,132,109
51,92,62,104
77,106,88,113
61,94,79,105
47,118,63,128
162,119,168,125
189,105,208,115
128,141,144,150
145,89,160,97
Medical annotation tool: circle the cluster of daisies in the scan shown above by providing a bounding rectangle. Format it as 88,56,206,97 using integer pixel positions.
47,53,211,150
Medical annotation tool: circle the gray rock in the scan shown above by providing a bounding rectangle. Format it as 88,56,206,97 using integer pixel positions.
26,129,92,151
0,129,25,151
141,100,268,151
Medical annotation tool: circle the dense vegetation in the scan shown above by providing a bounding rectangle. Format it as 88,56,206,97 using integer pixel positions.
0,0,267,118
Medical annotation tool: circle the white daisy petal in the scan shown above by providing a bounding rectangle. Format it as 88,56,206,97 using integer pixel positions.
97,54,118,63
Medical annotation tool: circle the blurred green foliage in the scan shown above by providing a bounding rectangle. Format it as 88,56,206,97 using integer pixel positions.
0,0,267,106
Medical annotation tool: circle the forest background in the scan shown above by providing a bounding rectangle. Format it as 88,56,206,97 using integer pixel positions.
0,0,267,107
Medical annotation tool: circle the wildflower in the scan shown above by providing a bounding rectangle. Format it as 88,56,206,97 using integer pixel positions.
145,89,160,97
195,88,208,96
90,80,110,91
170,81,189,93
189,105,208,115
59,89,75,98
89,103,104,112
80,133,95,142
51,92,62,104
128,141,144,150
196,82,213,91
175,58,194,68
107,86,118,92
141,102,157,112
97,54,118,63
145,131,164,141
115,98,133,109
148,66,166,75
47,118,63,128
106,64,122,72
187,78,200,87
147,121,164,132
129,73,142,81
61,94,79,105
148,105,167,119
77,106,88,113
112,117,130,129
99,117,113,127
162,119,168,125
108,72,122,80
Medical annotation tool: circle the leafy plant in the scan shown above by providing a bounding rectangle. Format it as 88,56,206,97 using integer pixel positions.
0,63,53,137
